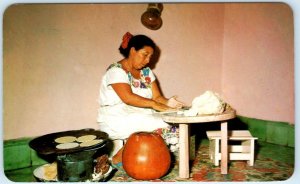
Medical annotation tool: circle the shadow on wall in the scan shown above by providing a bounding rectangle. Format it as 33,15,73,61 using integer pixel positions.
148,45,166,96
148,45,161,70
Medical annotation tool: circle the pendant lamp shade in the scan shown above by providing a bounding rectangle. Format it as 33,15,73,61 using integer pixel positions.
141,3,163,30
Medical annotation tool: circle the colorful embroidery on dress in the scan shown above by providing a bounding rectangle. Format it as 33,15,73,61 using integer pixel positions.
107,63,152,89
139,68,152,89
106,63,122,71
154,126,179,152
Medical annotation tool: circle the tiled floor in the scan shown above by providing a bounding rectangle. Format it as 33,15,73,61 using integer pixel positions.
4,139,294,182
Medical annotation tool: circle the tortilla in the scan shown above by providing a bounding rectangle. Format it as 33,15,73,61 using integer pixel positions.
43,162,57,180
56,142,79,149
54,136,77,143
76,135,97,142
79,139,103,147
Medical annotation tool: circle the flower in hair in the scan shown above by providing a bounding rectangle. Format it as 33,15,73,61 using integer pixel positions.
121,32,133,49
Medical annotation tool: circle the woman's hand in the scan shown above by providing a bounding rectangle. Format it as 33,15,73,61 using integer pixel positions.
167,96,185,109
152,101,175,112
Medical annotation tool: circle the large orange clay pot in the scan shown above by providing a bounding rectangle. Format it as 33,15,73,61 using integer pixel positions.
122,132,171,180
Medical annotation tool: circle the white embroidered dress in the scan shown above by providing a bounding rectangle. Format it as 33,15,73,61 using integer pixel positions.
97,63,169,140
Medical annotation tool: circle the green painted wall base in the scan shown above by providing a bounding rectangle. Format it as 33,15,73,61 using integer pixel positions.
3,137,48,171
236,116,294,147
3,116,295,172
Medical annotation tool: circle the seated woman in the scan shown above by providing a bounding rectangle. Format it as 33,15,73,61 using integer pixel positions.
97,32,184,169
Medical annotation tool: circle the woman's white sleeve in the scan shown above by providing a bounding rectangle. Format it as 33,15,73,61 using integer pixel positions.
148,68,157,82
105,67,129,85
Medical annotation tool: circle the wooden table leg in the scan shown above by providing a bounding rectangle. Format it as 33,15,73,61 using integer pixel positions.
179,124,190,178
221,121,228,174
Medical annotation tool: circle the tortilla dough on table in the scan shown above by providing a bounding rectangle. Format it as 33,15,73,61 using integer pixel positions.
79,139,103,147
54,136,77,144
183,90,226,116
56,142,79,149
76,135,97,142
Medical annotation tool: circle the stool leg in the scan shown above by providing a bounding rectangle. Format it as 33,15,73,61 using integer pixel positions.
209,139,213,160
248,139,255,166
214,139,220,166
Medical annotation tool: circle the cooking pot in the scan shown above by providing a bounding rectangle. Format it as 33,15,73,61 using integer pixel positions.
122,132,171,180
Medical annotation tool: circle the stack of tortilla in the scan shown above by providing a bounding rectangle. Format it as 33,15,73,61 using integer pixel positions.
54,135,103,150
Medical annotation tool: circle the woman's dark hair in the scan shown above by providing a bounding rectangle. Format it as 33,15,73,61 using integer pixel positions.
119,35,156,58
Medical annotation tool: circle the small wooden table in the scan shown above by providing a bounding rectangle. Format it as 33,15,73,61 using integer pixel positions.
162,107,236,178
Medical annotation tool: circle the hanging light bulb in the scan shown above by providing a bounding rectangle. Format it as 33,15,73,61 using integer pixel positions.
141,3,163,30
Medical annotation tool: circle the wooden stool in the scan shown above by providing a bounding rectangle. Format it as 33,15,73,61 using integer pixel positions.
206,130,257,166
